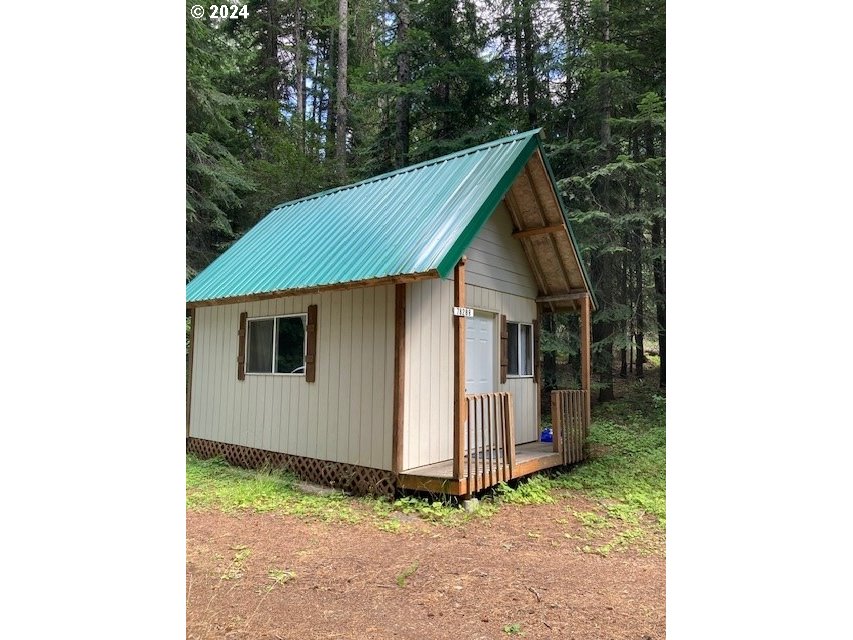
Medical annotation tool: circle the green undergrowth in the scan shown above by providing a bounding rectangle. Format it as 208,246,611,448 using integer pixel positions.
186,456,361,522
546,383,666,555
550,385,666,529
186,379,665,540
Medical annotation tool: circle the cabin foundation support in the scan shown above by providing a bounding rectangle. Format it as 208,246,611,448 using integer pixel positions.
186,437,396,496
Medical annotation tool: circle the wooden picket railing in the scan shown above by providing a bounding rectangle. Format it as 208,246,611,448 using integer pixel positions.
551,390,589,464
464,392,516,492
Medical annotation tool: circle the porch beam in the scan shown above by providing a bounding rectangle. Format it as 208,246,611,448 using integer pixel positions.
579,293,592,424
511,223,565,239
536,290,588,304
453,258,467,483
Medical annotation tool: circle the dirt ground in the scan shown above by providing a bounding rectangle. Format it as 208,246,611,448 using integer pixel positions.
187,500,665,639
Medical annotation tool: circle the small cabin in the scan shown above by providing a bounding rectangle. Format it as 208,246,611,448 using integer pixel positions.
186,129,596,497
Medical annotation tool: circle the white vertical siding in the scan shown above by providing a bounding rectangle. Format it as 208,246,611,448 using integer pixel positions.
401,204,541,471
465,202,538,299
465,286,539,445
403,278,455,471
189,285,396,470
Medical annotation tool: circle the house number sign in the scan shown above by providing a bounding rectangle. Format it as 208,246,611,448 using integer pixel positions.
453,306,474,317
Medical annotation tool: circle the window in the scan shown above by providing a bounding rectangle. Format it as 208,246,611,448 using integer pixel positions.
507,322,533,377
246,314,307,374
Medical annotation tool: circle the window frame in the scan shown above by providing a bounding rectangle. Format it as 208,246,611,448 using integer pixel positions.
506,321,534,378
245,313,308,376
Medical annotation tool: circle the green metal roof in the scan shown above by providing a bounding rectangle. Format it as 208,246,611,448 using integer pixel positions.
186,129,591,304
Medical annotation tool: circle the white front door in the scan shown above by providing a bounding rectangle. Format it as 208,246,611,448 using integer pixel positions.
465,312,495,395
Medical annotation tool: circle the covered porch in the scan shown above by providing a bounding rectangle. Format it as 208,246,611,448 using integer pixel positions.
394,247,594,497
398,389,590,496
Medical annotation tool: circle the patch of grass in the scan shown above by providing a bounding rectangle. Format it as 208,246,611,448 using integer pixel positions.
220,546,251,580
186,371,664,547
186,455,361,523
502,622,523,635
572,510,611,529
391,496,463,524
492,475,555,505
377,520,402,533
268,569,296,585
396,561,419,587
550,389,665,529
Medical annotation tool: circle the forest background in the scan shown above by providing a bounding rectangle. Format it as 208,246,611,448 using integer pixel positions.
186,0,666,405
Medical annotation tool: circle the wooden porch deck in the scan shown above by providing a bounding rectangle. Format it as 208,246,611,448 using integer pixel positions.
398,441,562,496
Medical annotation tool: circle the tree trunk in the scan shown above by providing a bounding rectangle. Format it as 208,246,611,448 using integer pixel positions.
619,247,628,378
592,289,615,402
335,0,348,178
634,252,645,379
395,0,410,168
652,213,665,388
327,26,336,161
437,1,453,139
514,0,524,124
261,0,281,129
593,0,615,402
632,136,645,379
310,42,326,158
294,0,305,151
522,0,537,127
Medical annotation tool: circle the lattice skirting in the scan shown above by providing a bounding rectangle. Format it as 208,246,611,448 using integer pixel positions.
186,437,396,497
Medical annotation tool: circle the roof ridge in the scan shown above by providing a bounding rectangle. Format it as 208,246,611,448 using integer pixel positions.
269,128,542,213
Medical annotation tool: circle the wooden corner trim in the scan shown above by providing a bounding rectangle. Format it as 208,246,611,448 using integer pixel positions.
392,283,406,474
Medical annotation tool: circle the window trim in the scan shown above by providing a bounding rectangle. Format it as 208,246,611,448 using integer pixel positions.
245,313,308,376
506,321,534,379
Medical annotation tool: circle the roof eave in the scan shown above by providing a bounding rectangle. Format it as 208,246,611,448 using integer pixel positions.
186,270,440,309
534,138,599,311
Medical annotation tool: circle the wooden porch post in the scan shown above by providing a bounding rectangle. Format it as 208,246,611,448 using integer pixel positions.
579,293,592,425
453,258,467,482
186,308,195,437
